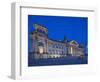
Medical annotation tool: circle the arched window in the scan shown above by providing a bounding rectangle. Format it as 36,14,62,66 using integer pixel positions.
38,41,44,47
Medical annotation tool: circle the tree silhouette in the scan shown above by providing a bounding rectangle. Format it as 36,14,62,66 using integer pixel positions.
63,35,67,42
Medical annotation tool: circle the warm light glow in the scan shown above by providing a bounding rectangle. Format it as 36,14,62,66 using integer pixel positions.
39,47,43,54
71,47,73,55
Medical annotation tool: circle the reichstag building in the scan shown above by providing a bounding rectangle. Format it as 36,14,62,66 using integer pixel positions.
30,24,84,59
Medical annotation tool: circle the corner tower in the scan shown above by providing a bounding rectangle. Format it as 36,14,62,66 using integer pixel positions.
30,23,48,59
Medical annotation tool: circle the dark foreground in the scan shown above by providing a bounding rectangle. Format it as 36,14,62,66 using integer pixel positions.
28,55,88,66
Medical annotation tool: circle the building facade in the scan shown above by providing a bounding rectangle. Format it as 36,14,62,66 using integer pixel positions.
30,24,84,59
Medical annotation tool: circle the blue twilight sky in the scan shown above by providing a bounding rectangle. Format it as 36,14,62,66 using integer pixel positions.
28,15,88,51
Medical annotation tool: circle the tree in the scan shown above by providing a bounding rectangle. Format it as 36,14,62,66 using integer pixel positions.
63,35,67,42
